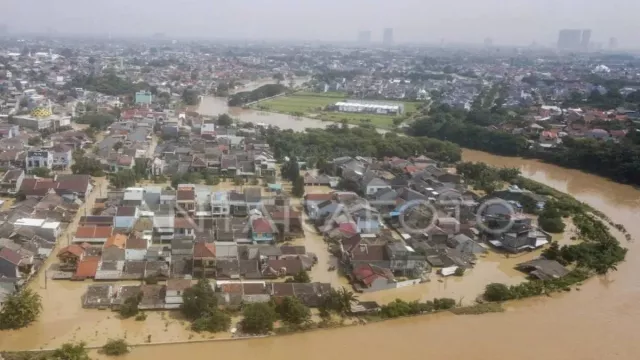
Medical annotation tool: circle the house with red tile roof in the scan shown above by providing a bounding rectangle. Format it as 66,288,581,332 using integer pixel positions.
193,242,216,278
74,256,100,279
251,217,277,243
73,225,113,244
351,263,396,292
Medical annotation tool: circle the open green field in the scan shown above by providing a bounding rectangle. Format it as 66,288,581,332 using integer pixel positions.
252,91,423,129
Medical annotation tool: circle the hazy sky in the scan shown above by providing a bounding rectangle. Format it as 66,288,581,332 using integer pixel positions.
2,0,639,46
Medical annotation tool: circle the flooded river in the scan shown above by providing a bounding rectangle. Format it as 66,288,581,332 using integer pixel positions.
4,90,640,359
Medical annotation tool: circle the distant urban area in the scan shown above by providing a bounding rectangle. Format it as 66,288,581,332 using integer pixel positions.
0,33,632,358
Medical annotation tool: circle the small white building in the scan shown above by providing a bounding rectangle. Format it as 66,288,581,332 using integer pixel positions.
200,122,216,136
26,150,53,170
165,278,192,309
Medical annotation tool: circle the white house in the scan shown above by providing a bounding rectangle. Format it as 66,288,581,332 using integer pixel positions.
49,144,73,169
165,279,192,309
200,122,216,136
211,191,230,216
26,150,53,170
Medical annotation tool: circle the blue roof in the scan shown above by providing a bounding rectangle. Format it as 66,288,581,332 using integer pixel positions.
268,183,282,190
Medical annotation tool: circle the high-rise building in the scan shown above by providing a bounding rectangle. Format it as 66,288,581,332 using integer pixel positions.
581,29,592,51
557,29,582,50
383,28,394,46
484,37,493,47
358,30,372,44
0,24,7,35
609,37,618,50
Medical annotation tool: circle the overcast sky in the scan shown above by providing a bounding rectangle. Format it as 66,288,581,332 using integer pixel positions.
2,0,638,46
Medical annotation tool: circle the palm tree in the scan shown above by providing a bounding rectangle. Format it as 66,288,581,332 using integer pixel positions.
337,287,357,314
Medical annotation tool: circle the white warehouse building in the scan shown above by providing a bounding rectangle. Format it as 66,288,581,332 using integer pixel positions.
334,101,403,115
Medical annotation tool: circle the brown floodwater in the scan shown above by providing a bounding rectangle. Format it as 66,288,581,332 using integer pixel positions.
101,107,640,359
4,96,640,359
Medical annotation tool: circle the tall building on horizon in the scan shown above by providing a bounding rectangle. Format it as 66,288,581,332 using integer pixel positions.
382,28,394,46
484,37,493,47
0,24,7,35
557,29,582,50
358,30,371,44
581,29,592,51
609,37,618,50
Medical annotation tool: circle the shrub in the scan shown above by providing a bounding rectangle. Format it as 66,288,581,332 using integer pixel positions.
101,339,130,356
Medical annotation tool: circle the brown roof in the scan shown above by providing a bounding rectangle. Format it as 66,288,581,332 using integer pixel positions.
242,283,268,295
75,225,113,239
75,256,100,278
0,247,22,265
104,234,127,249
58,244,86,258
174,217,196,229
271,282,295,297
267,258,303,275
350,244,387,261
177,189,195,201
305,193,333,202
220,283,243,294
116,206,137,217
125,235,147,250
193,242,216,258
166,279,192,292
56,174,91,193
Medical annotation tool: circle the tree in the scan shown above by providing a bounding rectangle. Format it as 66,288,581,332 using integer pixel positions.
29,167,52,178
74,113,116,130
119,293,142,318
233,176,245,186
182,88,200,106
217,113,233,126
28,136,42,146
241,302,277,334
51,342,91,360
292,176,305,197
272,72,285,84
0,288,42,329
281,157,300,182
71,157,105,177
101,339,130,356
321,287,356,315
483,283,513,302
275,296,311,326
191,309,231,333
181,278,217,320
109,169,137,188
286,270,310,283
133,158,149,180
113,141,123,151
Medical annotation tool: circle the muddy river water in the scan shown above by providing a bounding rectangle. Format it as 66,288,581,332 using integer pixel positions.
4,87,640,359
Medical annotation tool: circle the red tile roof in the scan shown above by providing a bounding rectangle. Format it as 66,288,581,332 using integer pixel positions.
252,218,275,233
305,193,333,202
352,263,394,286
75,225,113,239
193,242,216,258
104,234,127,249
75,256,100,278
58,244,86,258
0,247,22,265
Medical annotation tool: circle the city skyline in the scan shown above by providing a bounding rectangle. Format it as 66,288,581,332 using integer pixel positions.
1,0,637,47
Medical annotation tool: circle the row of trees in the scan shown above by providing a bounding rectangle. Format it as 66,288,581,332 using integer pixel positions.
483,269,590,302
73,113,116,130
265,124,461,164
69,72,149,97
379,298,456,318
227,84,288,107
411,104,640,186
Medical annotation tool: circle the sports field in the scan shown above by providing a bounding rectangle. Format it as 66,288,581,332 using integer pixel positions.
253,91,422,129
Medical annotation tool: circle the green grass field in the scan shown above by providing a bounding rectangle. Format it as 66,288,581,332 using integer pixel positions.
253,92,423,129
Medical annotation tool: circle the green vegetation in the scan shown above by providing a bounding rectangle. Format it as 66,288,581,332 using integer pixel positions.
71,155,105,177
241,302,277,334
109,169,137,188
29,167,52,178
100,339,130,356
228,84,288,107
450,302,504,315
411,103,640,187
181,278,231,333
254,92,421,129
275,296,311,326
285,270,311,283
459,162,627,276
379,298,456,318
484,269,590,302
73,113,116,130
69,72,149,96
0,288,42,330
265,125,460,163
118,293,142,319
182,88,200,106
319,287,357,316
